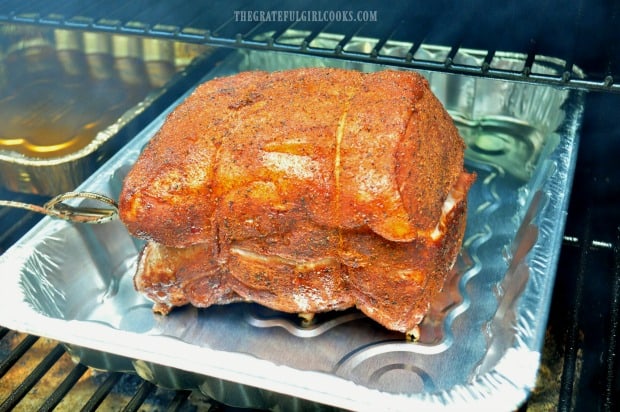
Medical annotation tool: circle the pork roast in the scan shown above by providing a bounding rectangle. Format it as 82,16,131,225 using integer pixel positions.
118,67,475,335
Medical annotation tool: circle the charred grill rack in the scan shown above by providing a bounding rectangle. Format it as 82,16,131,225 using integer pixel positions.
0,327,226,411
0,0,619,411
0,0,619,93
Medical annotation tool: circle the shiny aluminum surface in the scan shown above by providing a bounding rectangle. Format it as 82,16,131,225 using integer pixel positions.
0,43,584,411
0,26,212,196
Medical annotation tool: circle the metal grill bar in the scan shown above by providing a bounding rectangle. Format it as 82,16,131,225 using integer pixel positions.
1,1,619,93
604,228,620,410
0,331,198,411
38,362,88,412
123,380,156,412
332,24,363,54
0,334,38,378
557,210,592,410
265,21,297,46
87,1,136,23
167,390,192,412
80,371,121,411
116,2,178,26
0,344,65,412
79,371,123,412
369,20,403,58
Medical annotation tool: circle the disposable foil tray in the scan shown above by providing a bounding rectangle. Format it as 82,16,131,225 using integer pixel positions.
0,25,212,196
0,41,584,411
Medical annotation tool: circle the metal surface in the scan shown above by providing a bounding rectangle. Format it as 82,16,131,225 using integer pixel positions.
0,191,118,224
0,47,584,411
0,0,617,93
0,25,213,196
0,329,206,411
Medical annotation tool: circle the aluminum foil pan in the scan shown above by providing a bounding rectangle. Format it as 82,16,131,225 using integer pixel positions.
0,26,212,196
0,41,584,411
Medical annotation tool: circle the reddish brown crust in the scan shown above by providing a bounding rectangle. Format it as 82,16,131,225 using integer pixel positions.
135,241,243,314
134,171,474,333
119,68,465,245
396,74,466,234
120,68,476,333
119,72,272,246
345,171,475,332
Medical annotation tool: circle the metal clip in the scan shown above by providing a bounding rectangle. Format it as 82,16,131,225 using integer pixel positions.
0,192,118,224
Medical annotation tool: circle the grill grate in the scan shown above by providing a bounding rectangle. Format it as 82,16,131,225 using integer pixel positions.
558,210,593,411
518,229,620,411
0,329,241,411
39,362,88,411
1,0,620,93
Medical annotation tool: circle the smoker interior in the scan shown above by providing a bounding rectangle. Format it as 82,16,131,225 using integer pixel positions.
1,1,619,411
